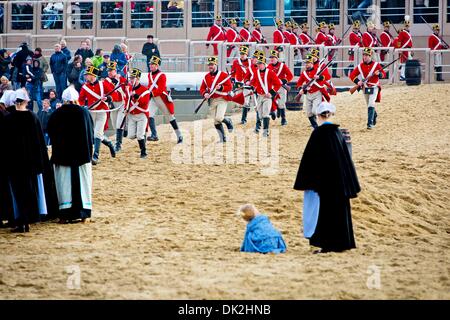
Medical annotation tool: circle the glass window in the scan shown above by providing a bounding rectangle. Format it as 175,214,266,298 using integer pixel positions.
253,0,276,26
413,0,439,23
222,0,245,22
41,2,64,30
192,0,214,28
285,0,308,23
0,3,4,33
162,0,184,28
70,1,93,30
11,3,34,30
448,2,450,23
380,0,405,24
101,1,123,29
316,0,340,25
131,1,154,28
347,0,373,24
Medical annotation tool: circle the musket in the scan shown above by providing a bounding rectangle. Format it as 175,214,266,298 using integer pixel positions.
420,16,450,49
389,21,399,35
294,58,334,101
87,82,124,110
195,72,232,114
119,84,133,130
349,57,400,94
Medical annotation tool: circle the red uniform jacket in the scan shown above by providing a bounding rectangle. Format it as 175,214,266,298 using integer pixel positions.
231,58,250,83
251,28,265,43
250,67,282,111
79,79,115,111
362,31,379,48
349,60,386,102
394,30,413,63
226,28,241,57
315,31,330,45
104,75,127,102
147,69,175,115
428,33,445,50
273,28,287,49
243,63,258,84
380,30,394,61
200,70,232,101
299,32,312,45
296,66,330,97
327,33,340,60
240,27,252,43
284,31,293,44
289,32,300,45
268,61,293,85
349,31,362,61
207,24,226,55
128,83,150,116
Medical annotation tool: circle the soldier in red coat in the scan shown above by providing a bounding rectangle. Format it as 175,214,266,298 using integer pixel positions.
226,18,241,59
239,19,252,43
200,56,234,142
394,20,413,80
284,21,294,45
273,19,287,53
78,65,116,165
268,50,293,126
231,46,252,124
206,15,227,56
327,23,341,78
428,24,448,81
379,21,395,62
126,68,150,158
147,55,183,143
349,47,386,129
249,51,282,137
315,21,330,46
346,20,362,76
362,21,379,49
243,50,262,130
251,20,267,44
299,23,314,59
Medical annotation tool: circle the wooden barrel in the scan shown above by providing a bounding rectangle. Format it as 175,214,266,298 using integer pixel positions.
340,128,352,156
286,101,303,111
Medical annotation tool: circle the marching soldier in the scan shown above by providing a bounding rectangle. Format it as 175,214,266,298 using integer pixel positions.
349,47,386,129
240,19,252,43
346,20,362,76
199,57,234,143
126,68,150,158
103,61,128,152
327,23,341,78
296,53,330,129
291,22,301,46
243,50,262,131
226,18,242,59
251,20,267,44
231,46,251,124
394,19,413,80
146,56,183,144
428,24,448,81
206,15,227,56
78,65,116,165
283,21,294,45
268,50,293,126
380,21,395,63
273,19,288,54
362,21,379,49
299,23,314,58
315,21,330,46
309,48,334,97
249,51,282,137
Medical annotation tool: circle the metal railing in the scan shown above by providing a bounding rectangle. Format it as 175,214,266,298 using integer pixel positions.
393,48,430,84
430,49,450,83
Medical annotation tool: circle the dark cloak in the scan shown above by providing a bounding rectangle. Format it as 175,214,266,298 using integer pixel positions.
0,108,14,224
294,123,361,252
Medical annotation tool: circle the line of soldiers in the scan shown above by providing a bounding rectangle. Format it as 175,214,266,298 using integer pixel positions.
77,56,183,164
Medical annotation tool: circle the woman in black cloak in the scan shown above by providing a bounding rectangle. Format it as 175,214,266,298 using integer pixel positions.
294,102,360,253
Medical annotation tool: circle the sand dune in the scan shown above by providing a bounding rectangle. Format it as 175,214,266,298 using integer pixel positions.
0,84,449,299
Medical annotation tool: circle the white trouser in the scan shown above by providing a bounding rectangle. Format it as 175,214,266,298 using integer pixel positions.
209,97,228,124
305,91,322,118
256,95,272,118
110,102,126,129
90,111,107,140
277,86,287,110
433,52,442,67
363,86,379,109
127,113,148,140
149,96,173,118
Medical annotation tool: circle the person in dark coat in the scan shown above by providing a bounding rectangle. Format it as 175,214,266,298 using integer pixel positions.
293,102,360,253
48,89,61,111
141,35,160,72
0,49,12,79
37,99,53,145
74,40,94,64
2,89,59,232
50,43,68,99
11,43,34,87
47,86,94,223
67,55,83,91
0,101,14,228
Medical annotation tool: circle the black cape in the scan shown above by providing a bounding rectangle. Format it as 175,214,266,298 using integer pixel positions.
0,109,14,224
2,110,59,223
294,123,361,252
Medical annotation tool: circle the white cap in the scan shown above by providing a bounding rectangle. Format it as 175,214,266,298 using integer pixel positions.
61,85,79,102
0,90,17,107
14,88,30,102
315,101,336,115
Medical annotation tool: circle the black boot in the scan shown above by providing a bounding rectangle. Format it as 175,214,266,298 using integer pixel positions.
262,117,270,137
222,117,234,133
138,139,147,158
280,108,287,126
241,106,249,124
373,110,378,126
147,117,159,141
102,139,116,158
255,111,261,133
436,67,444,81
308,116,318,129
115,129,123,152
276,108,281,118
92,138,102,165
170,119,183,144
367,107,375,129
332,62,339,78
344,64,353,77
270,110,276,120
214,123,226,142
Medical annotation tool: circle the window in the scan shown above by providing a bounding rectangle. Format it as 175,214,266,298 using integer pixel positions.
380,0,405,24
222,0,245,22
41,2,64,30
316,0,340,25
192,0,214,28
162,0,184,28
131,1,154,28
101,1,123,29
284,0,308,23
11,3,34,30
0,3,4,33
253,0,276,26
413,0,439,23
70,1,93,30
347,0,373,24
448,2,450,22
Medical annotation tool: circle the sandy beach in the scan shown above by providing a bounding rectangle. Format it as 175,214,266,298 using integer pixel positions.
0,83,449,299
